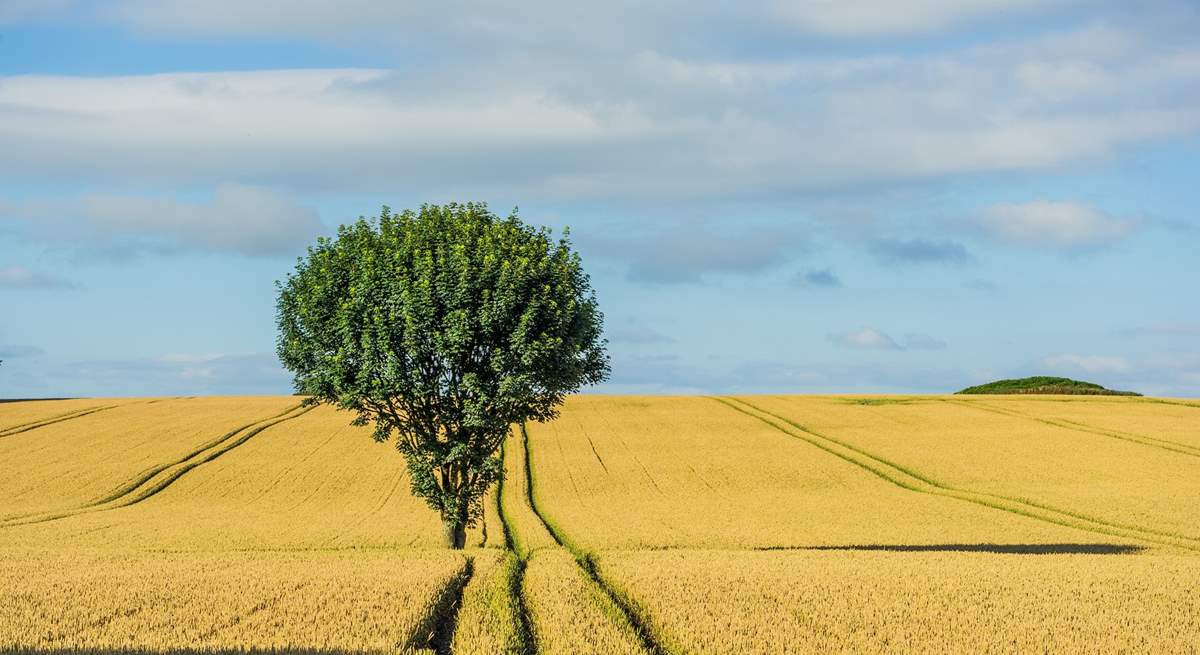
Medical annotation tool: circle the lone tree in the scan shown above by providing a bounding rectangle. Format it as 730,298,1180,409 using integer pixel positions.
276,203,608,548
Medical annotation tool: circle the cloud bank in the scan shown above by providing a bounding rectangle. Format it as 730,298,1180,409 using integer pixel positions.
4,184,323,257
2,12,1198,201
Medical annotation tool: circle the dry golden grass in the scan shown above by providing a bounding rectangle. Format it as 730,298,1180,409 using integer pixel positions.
0,549,467,653
522,395,1108,550
0,397,299,521
744,394,1200,543
600,549,1200,654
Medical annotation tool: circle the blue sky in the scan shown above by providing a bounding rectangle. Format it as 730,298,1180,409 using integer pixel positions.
1,0,1198,397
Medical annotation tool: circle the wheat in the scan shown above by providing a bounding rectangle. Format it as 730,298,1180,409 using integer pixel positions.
522,548,647,655
746,394,1200,542
599,549,1200,654
0,549,467,653
1,404,493,550
0,397,298,521
521,395,1109,550
3,393,1199,654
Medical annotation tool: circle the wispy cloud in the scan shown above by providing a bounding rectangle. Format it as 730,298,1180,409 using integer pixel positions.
66,353,292,395
4,184,323,257
1039,353,1132,375
966,279,999,294
770,0,1084,37
0,345,44,359
66,0,1089,42
901,333,948,350
1122,324,1200,338
978,200,1138,250
867,238,971,266
607,326,677,345
828,327,947,351
586,222,810,284
829,327,903,350
796,268,842,288
0,266,74,289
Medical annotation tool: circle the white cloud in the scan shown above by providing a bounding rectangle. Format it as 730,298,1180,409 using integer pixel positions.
6,183,323,256
828,327,947,351
0,266,74,289
0,14,1198,201
85,0,1081,41
770,0,1085,37
979,200,1138,249
828,327,903,350
1040,353,1132,375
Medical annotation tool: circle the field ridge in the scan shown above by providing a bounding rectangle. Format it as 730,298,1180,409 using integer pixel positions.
718,397,1200,551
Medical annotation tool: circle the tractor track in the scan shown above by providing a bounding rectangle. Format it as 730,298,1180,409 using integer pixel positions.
495,438,539,655
716,396,1200,552
0,404,314,528
0,404,121,438
513,422,672,655
945,398,1200,459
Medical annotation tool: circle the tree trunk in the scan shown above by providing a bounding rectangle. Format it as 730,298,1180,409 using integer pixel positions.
442,509,467,549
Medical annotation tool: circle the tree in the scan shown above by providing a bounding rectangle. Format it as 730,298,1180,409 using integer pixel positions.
276,202,609,548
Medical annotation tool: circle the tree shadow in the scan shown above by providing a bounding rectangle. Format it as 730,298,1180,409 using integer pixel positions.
758,543,1145,554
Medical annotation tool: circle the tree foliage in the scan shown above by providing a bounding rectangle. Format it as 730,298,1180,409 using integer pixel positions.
276,202,609,547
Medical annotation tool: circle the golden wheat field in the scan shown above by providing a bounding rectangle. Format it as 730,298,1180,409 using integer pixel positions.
2,394,1199,653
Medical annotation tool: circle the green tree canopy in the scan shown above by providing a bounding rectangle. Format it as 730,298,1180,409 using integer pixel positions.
276,202,609,548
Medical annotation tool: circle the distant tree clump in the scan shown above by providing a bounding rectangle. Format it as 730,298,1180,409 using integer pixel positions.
276,203,609,548
957,376,1140,396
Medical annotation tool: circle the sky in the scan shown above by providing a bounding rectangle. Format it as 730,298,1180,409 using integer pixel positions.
0,0,1198,398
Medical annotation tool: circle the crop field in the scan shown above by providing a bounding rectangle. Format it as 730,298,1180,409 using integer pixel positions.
2,394,1199,653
